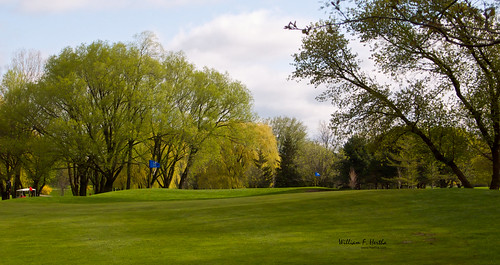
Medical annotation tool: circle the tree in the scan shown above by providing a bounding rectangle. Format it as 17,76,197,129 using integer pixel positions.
175,68,255,189
32,40,161,194
123,31,164,190
192,123,280,189
388,137,423,189
296,140,337,187
115,50,255,190
0,105,26,199
316,120,337,151
22,136,57,196
275,135,303,187
289,0,500,188
337,135,399,189
0,91,27,198
268,117,308,187
1,33,257,193
146,51,195,189
0,49,45,198
338,136,370,189
45,42,125,194
244,123,280,188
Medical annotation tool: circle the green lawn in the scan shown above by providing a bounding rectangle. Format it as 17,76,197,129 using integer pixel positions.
0,188,498,264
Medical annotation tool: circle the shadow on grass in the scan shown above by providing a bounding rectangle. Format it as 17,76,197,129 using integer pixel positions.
3,187,338,204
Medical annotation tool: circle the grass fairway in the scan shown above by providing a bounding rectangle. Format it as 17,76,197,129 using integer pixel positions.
1,188,499,264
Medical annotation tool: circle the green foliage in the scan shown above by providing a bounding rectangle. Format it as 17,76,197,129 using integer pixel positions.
291,0,500,188
376,128,491,188
173,67,255,188
0,49,51,197
387,137,424,188
21,136,58,195
275,135,303,187
296,140,337,187
193,123,279,189
0,32,257,194
268,117,308,187
337,135,397,189
336,130,489,189
36,41,145,194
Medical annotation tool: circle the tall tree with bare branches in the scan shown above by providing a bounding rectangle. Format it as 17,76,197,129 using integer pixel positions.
289,0,500,189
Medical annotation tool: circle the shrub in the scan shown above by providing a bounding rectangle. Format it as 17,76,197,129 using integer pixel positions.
41,185,53,195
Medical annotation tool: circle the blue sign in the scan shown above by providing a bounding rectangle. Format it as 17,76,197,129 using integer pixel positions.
149,160,161,168
315,172,321,177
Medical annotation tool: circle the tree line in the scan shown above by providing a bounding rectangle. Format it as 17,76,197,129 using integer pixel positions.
0,32,279,197
4,0,500,197
0,32,352,198
288,0,500,189
270,117,490,189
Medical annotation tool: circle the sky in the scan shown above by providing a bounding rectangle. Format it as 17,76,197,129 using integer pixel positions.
0,0,334,137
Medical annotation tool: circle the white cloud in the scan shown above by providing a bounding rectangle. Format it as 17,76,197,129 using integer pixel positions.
168,10,299,67
166,10,333,135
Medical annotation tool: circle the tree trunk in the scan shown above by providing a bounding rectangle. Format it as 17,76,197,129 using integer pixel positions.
178,149,197,189
104,178,114,193
349,167,357,189
68,163,79,196
97,171,107,193
13,165,22,193
0,183,6,200
147,167,152,189
79,171,88,196
490,141,500,189
412,128,473,188
125,140,134,190
33,178,39,196
447,161,473,188
163,159,178,188
38,182,46,196
5,170,12,199
126,140,134,190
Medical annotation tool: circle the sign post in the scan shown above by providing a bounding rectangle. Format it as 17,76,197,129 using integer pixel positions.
148,160,161,188
314,172,321,187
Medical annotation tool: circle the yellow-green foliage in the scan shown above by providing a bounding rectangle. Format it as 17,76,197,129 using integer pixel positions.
195,123,280,189
252,123,280,170
41,185,52,195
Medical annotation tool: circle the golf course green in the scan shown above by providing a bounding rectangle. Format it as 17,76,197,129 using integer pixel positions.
0,188,498,264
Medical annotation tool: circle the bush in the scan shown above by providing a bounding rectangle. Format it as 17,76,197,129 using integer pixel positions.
41,185,53,195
